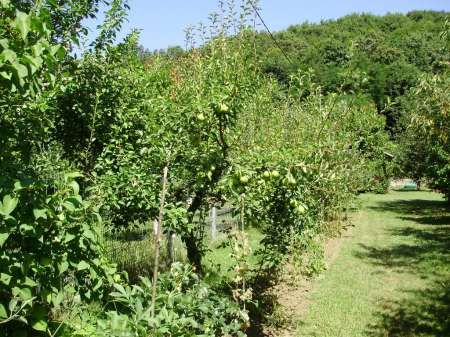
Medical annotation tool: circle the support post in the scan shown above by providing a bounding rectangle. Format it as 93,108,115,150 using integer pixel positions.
151,166,168,318
211,206,217,240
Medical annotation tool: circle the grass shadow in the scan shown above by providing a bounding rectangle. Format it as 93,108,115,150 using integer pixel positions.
357,195,449,277
355,225,449,278
367,196,449,219
245,269,281,337
399,215,450,226
359,195,450,336
366,279,450,337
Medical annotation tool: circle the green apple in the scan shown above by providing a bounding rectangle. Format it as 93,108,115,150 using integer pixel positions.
271,170,280,178
197,113,205,121
240,175,249,184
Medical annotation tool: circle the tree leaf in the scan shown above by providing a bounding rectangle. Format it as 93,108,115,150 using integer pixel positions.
1,48,17,63
0,273,12,286
24,277,37,287
0,195,18,216
31,305,47,331
32,319,47,329
33,208,47,220
52,291,64,307
58,261,69,275
83,228,96,242
22,55,43,75
62,200,76,212
0,71,12,80
77,260,90,271
14,10,31,41
68,180,80,195
12,61,28,79
0,38,8,49
13,180,23,191
0,231,9,247
0,303,7,319
63,232,75,243
8,298,18,312
64,172,83,182
12,287,32,301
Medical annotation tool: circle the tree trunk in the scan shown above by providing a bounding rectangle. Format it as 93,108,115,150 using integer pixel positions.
183,162,228,274
182,232,203,274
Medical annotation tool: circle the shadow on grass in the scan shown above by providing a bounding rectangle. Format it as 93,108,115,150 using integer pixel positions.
358,195,450,336
366,279,450,337
367,197,449,218
399,215,450,226
355,225,449,278
357,196,449,276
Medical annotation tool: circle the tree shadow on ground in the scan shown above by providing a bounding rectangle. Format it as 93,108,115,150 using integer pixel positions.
399,215,450,226
357,196,449,277
357,196,450,336
366,279,450,337
355,225,449,278
367,197,449,218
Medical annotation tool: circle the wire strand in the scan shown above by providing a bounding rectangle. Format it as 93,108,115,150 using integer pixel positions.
250,2,293,65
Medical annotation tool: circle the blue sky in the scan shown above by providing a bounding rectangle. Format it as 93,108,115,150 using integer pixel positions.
85,0,450,51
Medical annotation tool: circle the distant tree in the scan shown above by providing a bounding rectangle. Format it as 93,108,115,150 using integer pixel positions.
253,11,448,136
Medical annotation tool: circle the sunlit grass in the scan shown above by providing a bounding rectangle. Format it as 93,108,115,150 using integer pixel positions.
296,191,450,337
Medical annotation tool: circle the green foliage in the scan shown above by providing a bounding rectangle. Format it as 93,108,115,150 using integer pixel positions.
254,11,448,135
220,75,391,270
397,71,450,199
0,171,118,334
69,263,247,337
0,1,123,334
55,5,264,273
0,0,64,94
1,0,446,335
289,229,326,279
92,0,130,50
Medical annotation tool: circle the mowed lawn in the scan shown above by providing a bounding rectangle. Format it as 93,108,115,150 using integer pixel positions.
296,191,450,337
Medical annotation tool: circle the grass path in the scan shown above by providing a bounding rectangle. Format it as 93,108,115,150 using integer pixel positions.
295,191,450,337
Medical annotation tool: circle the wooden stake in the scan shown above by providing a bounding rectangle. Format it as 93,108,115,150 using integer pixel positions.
151,166,168,318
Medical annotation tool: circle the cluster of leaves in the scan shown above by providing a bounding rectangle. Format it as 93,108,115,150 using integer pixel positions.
0,172,118,335
0,0,127,335
1,0,266,335
0,0,64,94
57,2,265,276
288,229,326,279
69,263,247,337
396,71,450,199
218,73,391,270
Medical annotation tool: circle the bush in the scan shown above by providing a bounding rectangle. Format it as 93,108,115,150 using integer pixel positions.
70,263,248,337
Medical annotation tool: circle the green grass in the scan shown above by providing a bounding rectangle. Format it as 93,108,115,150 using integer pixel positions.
296,191,450,337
